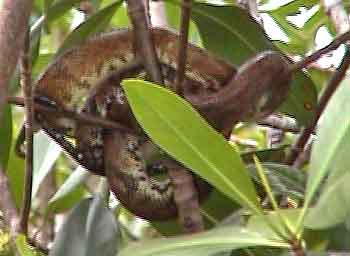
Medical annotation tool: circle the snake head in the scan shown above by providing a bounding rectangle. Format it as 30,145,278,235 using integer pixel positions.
243,51,292,120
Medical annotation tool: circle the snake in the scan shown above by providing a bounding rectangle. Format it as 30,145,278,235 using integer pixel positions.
29,28,292,220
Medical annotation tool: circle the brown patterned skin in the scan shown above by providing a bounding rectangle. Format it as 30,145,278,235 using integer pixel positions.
32,28,292,220
33,28,236,220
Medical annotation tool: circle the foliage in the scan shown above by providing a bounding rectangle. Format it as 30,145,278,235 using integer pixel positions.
1,0,350,255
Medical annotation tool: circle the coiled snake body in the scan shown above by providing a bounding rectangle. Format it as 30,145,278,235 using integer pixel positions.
32,28,291,220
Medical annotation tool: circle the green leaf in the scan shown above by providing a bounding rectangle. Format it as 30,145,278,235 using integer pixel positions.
119,225,288,256
122,79,259,212
110,4,130,27
305,81,350,210
305,172,350,229
307,67,332,93
50,196,119,256
0,105,12,169
263,0,319,13
191,3,273,64
56,1,122,55
46,0,83,23
6,142,25,207
32,53,54,78
47,167,89,213
247,163,306,200
247,209,301,240
15,235,37,256
189,2,317,125
32,132,61,199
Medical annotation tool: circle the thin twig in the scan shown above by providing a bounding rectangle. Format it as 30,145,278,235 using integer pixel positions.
290,30,350,71
174,0,191,96
7,96,136,134
286,2,350,165
289,237,305,256
19,29,33,236
126,0,163,84
285,47,350,165
293,141,312,169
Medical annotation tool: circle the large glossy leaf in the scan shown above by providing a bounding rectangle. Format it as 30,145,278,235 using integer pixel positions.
0,105,12,169
32,132,61,199
305,172,350,229
188,2,317,125
123,80,260,213
50,196,119,256
119,225,288,256
56,1,121,55
305,81,350,211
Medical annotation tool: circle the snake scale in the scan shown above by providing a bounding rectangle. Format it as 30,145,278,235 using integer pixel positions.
31,28,292,220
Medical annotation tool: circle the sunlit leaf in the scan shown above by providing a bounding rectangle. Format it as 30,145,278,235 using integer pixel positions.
305,81,350,216
119,225,288,256
123,79,259,212
305,172,350,229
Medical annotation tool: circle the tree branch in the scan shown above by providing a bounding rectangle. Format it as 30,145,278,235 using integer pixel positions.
7,96,136,134
0,0,32,125
291,30,350,71
0,0,33,251
174,0,191,96
126,0,163,84
19,29,33,236
286,1,350,166
285,47,350,165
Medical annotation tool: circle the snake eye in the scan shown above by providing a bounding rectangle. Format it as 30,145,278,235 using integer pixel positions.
34,95,57,108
